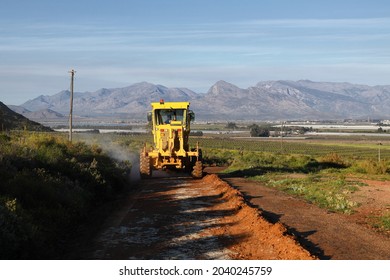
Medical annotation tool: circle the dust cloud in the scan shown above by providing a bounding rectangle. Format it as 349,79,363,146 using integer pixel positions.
74,134,140,182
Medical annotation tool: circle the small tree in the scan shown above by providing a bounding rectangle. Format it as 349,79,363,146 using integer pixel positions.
226,122,238,130
249,124,270,137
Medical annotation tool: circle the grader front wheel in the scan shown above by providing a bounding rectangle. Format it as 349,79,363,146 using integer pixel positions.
139,153,151,179
191,161,203,179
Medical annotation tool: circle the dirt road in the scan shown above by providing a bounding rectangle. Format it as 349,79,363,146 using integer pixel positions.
74,168,390,260
78,171,313,260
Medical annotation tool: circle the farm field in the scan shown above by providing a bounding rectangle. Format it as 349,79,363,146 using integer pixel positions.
105,132,390,159
194,136,390,160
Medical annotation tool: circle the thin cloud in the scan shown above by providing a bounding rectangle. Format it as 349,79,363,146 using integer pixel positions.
241,17,390,28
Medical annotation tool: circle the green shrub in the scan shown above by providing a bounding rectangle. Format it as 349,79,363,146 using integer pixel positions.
202,148,238,166
0,195,47,259
0,132,131,259
226,151,320,174
319,153,349,168
0,133,11,143
351,160,389,175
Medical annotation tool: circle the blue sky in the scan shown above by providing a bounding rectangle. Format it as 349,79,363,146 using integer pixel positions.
1,0,390,105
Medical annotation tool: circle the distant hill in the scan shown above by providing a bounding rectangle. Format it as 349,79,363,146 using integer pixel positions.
8,105,64,120
191,80,390,120
18,80,390,121
21,82,199,119
0,102,51,131
7,105,31,115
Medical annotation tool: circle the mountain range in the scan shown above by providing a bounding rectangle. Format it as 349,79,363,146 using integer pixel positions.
13,80,390,121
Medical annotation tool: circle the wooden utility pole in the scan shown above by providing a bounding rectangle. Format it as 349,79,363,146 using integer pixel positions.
69,69,76,142
280,121,284,152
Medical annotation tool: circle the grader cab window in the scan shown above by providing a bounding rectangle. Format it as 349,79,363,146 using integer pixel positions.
156,109,185,125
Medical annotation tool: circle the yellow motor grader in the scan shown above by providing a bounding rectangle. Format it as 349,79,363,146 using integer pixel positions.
139,100,203,178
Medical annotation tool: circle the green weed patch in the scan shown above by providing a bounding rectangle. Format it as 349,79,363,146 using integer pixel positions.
252,173,359,214
378,213,390,231
371,211,390,232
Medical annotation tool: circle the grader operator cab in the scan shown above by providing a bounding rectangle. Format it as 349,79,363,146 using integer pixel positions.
139,100,203,178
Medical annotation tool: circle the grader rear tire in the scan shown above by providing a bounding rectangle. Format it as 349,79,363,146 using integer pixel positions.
139,153,151,179
191,161,203,179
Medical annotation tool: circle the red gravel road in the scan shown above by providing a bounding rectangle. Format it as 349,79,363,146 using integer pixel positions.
72,167,390,260
76,171,314,260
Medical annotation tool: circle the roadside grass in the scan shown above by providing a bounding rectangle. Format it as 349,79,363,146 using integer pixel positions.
251,173,361,214
215,150,389,215
0,132,131,259
370,210,390,233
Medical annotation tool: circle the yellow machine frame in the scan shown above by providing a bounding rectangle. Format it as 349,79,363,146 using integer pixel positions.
140,100,202,178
